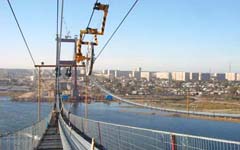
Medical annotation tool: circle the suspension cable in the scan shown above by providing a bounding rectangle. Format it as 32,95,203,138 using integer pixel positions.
55,0,64,109
95,0,139,61
63,18,71,37
82,0,99,40
56,0,59,36
7,0,36,66
59,0,64,55
56,0,64,72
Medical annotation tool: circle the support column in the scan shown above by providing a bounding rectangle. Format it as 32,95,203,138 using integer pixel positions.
171,134,177,150
37,67,41,121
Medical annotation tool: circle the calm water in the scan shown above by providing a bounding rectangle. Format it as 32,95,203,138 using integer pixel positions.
65,102,240,141
0,96,52,134
1,96,240,141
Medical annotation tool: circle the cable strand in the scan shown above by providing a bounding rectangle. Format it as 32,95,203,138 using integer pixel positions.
7,0,36,66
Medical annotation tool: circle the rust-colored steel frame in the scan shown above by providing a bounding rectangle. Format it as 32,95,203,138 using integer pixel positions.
76,2,109,63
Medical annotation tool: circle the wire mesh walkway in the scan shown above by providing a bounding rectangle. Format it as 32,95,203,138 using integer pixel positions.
37,112,63,150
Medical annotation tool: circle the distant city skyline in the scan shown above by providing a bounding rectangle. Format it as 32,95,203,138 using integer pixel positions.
1,64,240,73
95,64,240,73
1,0,240,72
100,67,240,74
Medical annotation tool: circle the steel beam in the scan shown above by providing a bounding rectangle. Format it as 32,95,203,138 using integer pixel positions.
35,64,85,68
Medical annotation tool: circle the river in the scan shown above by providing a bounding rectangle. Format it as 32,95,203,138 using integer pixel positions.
0,96,240,141
0,96,52,134
64,102,240,141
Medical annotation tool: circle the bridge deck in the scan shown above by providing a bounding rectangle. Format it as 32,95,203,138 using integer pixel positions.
37,112,63,150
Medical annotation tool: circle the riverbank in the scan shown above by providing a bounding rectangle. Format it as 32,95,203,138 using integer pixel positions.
125,96,240,114
118,107,240,123
2,91,240,122
0,92,53,102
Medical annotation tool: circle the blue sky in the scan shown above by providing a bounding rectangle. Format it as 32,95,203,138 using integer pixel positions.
1,0,240,72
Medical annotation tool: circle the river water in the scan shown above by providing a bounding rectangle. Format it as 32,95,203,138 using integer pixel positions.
64,102,240,141
0,96,52,134
0,96,240,141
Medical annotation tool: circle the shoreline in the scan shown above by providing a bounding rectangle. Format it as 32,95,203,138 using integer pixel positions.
118,108,240,123
1,94,239,123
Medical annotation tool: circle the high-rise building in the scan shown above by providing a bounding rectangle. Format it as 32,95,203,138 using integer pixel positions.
155,72,171,80
132,71,141,80
215,73,226,81
136,67,142,72
200,73,211,81
131,67,142,80
236,73,240,81
225,73,236,81
141,72,153,81
172,72,190,81
107,69,115,77
190,72,199,81
114,70,131,78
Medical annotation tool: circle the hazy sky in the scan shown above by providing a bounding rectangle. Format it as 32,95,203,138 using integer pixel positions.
1,0,240,72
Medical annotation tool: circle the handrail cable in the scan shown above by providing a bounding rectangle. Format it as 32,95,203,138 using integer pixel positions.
7,0,36,66
63,17,71,37
95,0,139,61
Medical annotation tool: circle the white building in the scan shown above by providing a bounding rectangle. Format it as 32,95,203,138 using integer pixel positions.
102,70,108,74
155,72,170,80
237,73,240,81
171,72,190,81
131,67,142,80
107,69,115,77
141,72,153,81
134,67,142,72
225,73,236,81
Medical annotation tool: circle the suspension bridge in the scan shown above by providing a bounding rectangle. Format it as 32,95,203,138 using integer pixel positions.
1,0,240,149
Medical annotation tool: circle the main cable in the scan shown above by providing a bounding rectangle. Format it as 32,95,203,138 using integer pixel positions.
95,0,139,61
59,0,64,56
56,0,59,36
55,0,64,109
7,0,36,66
56,0,64,71
54,0,60,109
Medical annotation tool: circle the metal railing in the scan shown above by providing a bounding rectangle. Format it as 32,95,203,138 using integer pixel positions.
0,112,52,150
58,114,99,150
91,78,240,119
62,107,240,150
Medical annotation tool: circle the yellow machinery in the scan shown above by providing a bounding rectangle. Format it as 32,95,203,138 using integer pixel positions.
76,2,109,64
